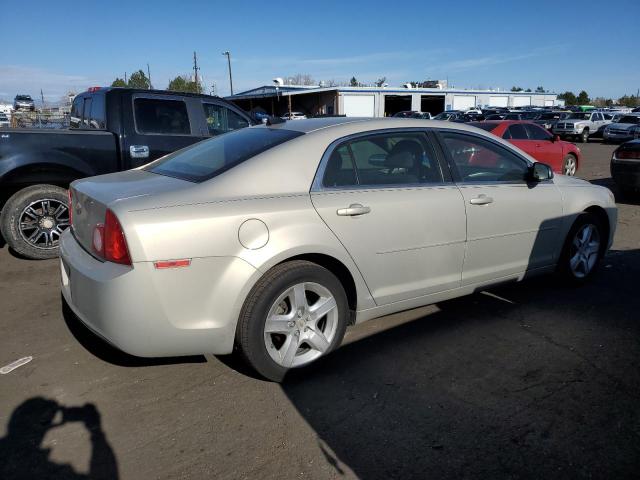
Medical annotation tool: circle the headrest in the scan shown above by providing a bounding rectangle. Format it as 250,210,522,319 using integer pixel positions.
385,150,415,168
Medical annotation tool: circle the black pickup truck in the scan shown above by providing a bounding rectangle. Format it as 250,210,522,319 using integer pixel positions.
0,87,253,259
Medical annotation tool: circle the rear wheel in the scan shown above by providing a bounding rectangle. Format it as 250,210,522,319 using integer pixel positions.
0,185,70,259
580,128,589,143
558,213,604,283
236,260,349,382
562,154,577,176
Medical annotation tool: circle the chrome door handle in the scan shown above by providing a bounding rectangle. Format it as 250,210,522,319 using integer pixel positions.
130,145,150,159
337,204,371,216
469,195,494,205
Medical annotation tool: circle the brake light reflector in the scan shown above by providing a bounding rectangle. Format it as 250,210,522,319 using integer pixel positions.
92,224,104,255
104,209,131,265
617,149,640,160
154,259,191,269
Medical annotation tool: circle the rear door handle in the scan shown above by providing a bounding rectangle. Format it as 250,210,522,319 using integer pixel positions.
337,204,371,216
469,195,494,205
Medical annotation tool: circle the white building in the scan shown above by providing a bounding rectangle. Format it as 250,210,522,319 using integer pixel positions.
229,85,561,118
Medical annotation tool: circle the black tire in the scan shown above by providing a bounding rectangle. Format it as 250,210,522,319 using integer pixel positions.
0,184,70,260
236,260,349,382
580,128,589,143
557,212,605,284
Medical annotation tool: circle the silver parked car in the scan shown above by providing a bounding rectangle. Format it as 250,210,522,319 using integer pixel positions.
60,118,617,381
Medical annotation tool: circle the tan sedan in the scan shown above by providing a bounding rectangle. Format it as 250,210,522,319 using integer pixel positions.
60,118,617,381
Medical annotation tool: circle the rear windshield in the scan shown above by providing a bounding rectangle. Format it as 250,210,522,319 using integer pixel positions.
147,127,304,182
468,122,497,132
618,116,640,124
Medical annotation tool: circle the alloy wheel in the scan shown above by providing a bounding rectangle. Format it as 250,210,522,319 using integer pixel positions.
18,198,70,250
563,156,577,176
263,282,339,368
569,223,600,278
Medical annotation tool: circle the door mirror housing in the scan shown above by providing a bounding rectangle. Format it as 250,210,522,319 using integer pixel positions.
529,162,553,182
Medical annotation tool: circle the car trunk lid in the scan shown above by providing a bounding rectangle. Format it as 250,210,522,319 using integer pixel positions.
70,169,191,257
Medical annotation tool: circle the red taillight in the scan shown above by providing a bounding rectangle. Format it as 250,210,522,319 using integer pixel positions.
67,189,73,226
87,86,102,93
154,259,191,269
92,209,131,265
617,149,640,160
104,209,131,265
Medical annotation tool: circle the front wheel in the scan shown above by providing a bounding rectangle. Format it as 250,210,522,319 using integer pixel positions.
558,213,605,283
580,129,589,143
236,260,349,381
562,154,577,176
0,185,70,259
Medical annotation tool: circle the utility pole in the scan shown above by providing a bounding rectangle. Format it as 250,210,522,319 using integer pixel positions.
193,51,200,93
40,89,45,108
222,51,233,95
147,63,152,89
124,72,127,84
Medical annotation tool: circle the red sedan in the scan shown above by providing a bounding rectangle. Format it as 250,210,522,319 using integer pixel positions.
470,120,581,176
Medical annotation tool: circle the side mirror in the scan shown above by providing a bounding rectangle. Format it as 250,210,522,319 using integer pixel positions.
529,162,553,182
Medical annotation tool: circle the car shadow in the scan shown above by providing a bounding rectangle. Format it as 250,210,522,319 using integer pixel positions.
61,295,206,367
280,249,640,479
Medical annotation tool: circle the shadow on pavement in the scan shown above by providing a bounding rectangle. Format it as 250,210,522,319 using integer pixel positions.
282,249,640,479
0,397,118,480
61,295,206,367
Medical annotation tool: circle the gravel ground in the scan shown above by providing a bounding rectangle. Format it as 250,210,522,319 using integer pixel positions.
0,141,638,479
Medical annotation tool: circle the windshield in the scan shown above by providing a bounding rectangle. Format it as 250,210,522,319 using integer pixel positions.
433,113,452,120
618,116,640,124
147,127,304,182
16,95,32,101
568,113,591,120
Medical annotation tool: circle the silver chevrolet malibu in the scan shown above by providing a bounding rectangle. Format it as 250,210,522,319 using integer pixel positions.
60,118,617,381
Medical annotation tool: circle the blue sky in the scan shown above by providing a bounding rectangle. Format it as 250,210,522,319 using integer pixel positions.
1,0,638,102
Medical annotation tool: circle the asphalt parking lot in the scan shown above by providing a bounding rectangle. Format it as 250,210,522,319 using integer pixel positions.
1,142,639,479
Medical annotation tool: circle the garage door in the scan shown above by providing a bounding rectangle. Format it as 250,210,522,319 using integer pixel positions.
489,96,509,108
512,96,531,107
343,94,375,117
544,100,554,107
452,95,476,110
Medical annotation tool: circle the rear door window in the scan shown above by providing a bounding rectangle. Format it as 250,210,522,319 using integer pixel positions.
70,96,83,129
134,98,191,135
82,98,92,129
89,94,106,129
202,103,250,136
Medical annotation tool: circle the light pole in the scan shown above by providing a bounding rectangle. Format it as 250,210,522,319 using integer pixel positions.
222,51,233,95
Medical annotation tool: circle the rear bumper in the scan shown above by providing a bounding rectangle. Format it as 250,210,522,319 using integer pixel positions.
60,230,260,357
611,161,640,188
604,131,634,142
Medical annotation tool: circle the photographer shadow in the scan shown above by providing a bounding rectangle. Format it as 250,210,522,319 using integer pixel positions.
0,397,118,480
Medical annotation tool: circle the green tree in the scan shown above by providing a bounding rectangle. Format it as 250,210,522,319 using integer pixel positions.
167,75,201,93
535,86,545,93
349,76,359,87
111,78,127,87
618,95,639,107
525,88,532,92
557,91,577,105
576,90,590,105
127,70,151,89
375,77,387,87
510,86,523,92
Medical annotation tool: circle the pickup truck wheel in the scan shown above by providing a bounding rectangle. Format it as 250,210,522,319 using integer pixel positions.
580,128,589,143
562,154,577,176
0,185,70,259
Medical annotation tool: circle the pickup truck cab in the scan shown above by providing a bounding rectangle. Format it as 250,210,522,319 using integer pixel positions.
553,111,611,143
0,87,253,259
